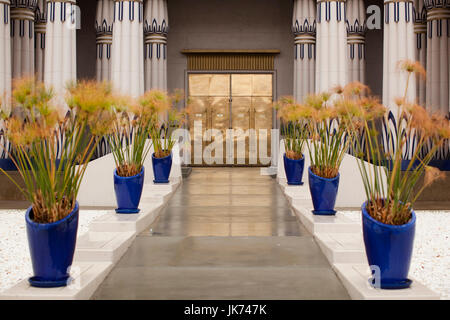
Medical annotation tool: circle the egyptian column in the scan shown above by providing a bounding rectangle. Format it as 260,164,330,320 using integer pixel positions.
382,0,417,111
10,0,37,79
95,0,113,82
413,0,427,105
425,0,450,115
111,0,144,97
346,0,366,84
292,0,316,102
0,0,11,101
315,0,348,92
0,0,10,159
144,0,168,91
35,0,46,82
44,0,77,104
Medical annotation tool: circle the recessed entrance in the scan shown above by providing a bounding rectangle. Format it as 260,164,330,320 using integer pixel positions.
188,73,273,166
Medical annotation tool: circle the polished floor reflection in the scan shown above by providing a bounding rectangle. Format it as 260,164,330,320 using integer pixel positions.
144,168,304,237
93,168,349,300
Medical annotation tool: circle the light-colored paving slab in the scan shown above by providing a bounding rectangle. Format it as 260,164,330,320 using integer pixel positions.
89,200,166,234
333,264,440,300
291,200,361,235
315,232,367,265
74,232,136,264
0,262,113,300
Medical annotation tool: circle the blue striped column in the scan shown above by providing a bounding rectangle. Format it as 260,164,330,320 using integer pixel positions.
425,0,450,115
293,0,316,102
10,0,37,78
111,0,144,97
144,0,168,91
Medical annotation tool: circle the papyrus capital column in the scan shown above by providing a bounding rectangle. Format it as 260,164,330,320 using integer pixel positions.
35,0,46,81
10,0,37,79
424,0,450,115
144,0,168,91
315,0,348,92
44,0,77,105
0,0,11,159
0,0,11,98
382,0,417,112
293,0,316,102
413,0,427,105
96,0,114,82
111,0,144,97
346,0,366,84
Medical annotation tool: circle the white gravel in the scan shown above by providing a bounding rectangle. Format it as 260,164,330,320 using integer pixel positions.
0,209,108,293
341,210,450,300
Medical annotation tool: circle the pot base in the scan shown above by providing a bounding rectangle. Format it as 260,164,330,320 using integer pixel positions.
369,278,413,290
312,210,337,216
153,179,169,184
115,208,140,214
287,181,304,186
28,276,71,288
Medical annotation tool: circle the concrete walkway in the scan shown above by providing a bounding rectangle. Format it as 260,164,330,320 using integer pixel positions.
93,168,349,299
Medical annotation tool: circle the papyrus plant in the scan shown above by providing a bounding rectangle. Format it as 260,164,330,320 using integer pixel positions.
302,92,351,178
276,97,309,160
149,90,185,158
108,91,155,177
344,61,450,225
0,78,113,223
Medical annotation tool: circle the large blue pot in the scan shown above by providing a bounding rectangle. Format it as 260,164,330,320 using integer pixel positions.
114,167,145,214
362,201,416,289
284,153,305,186
26,202,79,288
152,152,172,184
308,167,340,215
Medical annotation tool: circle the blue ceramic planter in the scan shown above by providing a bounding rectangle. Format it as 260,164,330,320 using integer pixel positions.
362,201,416,289
152,152,172,184
26,202,79,288
308,167,340,215
114,167,145,214
284,153,305,186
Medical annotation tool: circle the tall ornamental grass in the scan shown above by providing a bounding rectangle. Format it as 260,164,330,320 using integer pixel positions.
108,90,158,177
150,90,186,158
276,96,309,160
303,92,351,179
343,61,450,225
0,78,113,223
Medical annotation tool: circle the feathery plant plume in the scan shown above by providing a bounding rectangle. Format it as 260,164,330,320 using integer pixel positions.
0,78,115,223
108,90,156,177
345,60,449,225
301,91,351,179
276,96,308,160
149,90,186,159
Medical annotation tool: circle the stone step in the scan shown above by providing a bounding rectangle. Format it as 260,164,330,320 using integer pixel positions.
283,186,310,204
291,200,361,235
333,264,441,300
89,200,165,234
314,232,367,265
74,231,136,264
0,262,113,300
142,179,182,202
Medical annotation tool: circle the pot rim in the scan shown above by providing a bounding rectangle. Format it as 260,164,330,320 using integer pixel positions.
308,166,340,181
152,152,173,160
25,201,79,229
114,166,145,180
284,153,305,161
361,200,416,229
